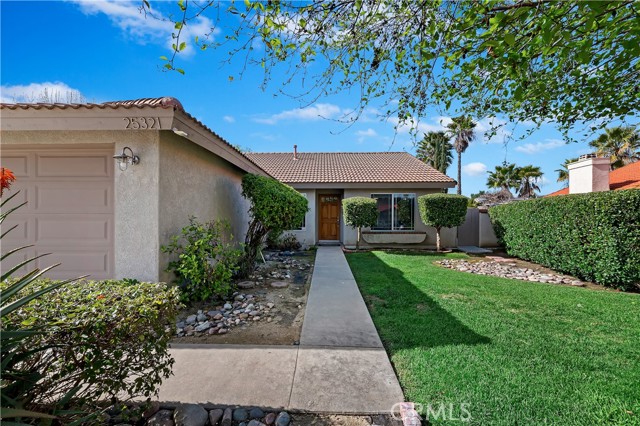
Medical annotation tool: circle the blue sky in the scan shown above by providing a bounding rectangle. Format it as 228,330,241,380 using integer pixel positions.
1,1,631,196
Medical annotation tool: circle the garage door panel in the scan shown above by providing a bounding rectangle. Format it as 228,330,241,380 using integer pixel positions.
36,154,111,178
2,217,31,242
36,217,110,245
35,249,111,280
2,153,31,177
35,183,112,213
2,147,114,280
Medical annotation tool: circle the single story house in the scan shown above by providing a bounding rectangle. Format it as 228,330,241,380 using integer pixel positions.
1,97,459,282
246,149,457,249
1,97,267,282
547,155,640,196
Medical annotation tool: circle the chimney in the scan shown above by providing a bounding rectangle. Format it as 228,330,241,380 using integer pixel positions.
293,144,298,160
568,154,610,194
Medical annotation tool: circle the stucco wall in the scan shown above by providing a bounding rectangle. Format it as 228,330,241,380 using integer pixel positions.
157,132,251,283
478,210,500,248
341,188,456,249
283,189,316,249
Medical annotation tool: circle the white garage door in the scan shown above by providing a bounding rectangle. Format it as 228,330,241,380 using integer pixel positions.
2,145,114,280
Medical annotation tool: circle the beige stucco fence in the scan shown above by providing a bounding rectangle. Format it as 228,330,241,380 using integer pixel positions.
458,208,500,248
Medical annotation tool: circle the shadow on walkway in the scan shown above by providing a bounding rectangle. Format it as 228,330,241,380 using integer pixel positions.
346,251,491,352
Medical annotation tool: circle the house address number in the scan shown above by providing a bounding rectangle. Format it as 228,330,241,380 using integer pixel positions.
123,117,161,129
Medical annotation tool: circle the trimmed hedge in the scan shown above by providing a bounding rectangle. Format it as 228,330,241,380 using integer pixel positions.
418,194,468,251
240,174,308,275
1,279,181,421
489,190,640,290
342,197,379,250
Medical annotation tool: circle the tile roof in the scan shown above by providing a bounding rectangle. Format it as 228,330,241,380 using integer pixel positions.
1,97,264,174
0,96,185,111
245,152,456,184
546,161,640,196
609,161,640,190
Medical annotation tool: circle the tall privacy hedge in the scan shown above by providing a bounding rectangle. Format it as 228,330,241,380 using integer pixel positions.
489,190,640,290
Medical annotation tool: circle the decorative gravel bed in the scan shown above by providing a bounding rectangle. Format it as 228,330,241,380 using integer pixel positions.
107,403,400,426
437,258,587,286
173,251,314,345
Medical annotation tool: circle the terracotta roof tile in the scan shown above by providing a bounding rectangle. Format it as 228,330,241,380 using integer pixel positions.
609,161,640,190
245,152,456,184
0,96,184,111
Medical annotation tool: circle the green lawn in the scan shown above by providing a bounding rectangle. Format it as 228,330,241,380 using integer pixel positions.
346,251,640,426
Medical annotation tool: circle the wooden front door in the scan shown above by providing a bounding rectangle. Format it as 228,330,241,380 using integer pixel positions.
319,194,341,240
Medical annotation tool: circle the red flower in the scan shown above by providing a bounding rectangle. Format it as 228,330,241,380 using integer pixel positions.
1,167,16,197
97,294,106,300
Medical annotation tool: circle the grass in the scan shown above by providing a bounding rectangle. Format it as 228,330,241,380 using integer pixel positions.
346,251,640,426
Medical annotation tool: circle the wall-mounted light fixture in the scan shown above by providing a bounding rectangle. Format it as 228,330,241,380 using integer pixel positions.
113,147,140,171
172,127,189,138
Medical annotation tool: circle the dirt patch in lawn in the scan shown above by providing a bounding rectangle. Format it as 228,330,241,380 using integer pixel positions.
172,250,315,346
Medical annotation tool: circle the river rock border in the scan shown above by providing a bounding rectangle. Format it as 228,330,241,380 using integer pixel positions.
437,259,586,286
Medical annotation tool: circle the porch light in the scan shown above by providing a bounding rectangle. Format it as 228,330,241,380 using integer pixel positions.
113,147,140,171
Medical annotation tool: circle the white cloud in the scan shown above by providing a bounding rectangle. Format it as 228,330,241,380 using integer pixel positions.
463,162,488,176
223,115,235,123
253,103,343,125
1,82,85,103
249,132,279,142
355,128,377,143
515,138,565,154
73,0,217,56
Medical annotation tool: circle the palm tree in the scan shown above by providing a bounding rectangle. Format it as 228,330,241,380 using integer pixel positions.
555,157,578,186
416,131,453,174
517,165,543,198
486,163,520,195
589,126,640,169
446,115,477,195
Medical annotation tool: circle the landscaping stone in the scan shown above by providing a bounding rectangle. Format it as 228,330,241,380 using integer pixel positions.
142,401,161,419
437,259,585,287
208,408,224,425
185,315,197,325
238,281,256,289
249,407,264,419
263,412,276,425
147,409,174,426
248,420,266,426
233,408,249,422
173,404,208,426
270,281,289,288
194,321,211,332
275,412,290,426
222,408,233,426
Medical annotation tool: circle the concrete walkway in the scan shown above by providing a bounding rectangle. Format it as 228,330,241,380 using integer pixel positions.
156,247,404,414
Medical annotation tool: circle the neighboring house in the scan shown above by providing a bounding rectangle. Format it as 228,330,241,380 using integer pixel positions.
246,149,457,249
1,97,267,282
547,155,640,196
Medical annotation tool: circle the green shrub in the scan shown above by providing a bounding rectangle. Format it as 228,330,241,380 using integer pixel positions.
418,194,468,251
267,231,302,251
489,190,640,290
342,197,378,250
1,279,180,422
241,174,308,275
162,217,242,302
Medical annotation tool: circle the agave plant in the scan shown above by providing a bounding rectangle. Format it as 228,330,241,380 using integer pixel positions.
1,191,82,424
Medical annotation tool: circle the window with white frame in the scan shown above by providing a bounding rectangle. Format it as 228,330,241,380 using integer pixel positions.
290,193,307,230
370,193,416,231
